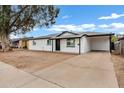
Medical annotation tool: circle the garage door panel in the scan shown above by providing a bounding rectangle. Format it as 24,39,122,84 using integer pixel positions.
90,36,110,51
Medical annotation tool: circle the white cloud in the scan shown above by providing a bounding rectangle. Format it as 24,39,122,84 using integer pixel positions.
80,24,96,29
62,15,72,19
32,27,41,31
9,34,18,39
119,32,124,34
10,32,27,39
98,23,124,31
98,13,124,20
33,28,38,31
47,24,96,32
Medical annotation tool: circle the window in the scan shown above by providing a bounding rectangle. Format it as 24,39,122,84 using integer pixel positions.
47,40,52,45
67,38,75,47
32,40,36,45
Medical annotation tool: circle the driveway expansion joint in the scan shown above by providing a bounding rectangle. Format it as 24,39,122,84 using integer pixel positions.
28,73,65,88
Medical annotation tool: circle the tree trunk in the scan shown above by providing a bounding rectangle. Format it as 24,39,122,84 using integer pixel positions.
0,34,12,52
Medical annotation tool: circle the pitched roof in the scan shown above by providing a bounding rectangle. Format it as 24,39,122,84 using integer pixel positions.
31,33,60,40
78,32,113,36
29,31,114,40
56,31,78,37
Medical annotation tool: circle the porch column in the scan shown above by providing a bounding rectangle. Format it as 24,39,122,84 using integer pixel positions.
79,37,81,54
52,39,53,52
109,35,112,53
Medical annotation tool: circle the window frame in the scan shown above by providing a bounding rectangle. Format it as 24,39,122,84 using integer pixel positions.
32,40,36,46
66,38,75,47
47,39,52,45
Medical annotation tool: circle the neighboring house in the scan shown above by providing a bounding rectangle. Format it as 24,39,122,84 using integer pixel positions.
11,37,33,49
118,37,124,55
18,39,28,49
11,39,19,48
28,31,114,54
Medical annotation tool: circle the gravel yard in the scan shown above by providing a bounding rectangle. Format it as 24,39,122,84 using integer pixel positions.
112,54,124,88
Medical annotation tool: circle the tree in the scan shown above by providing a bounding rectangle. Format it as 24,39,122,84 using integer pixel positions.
0,5,59,51
111,35,118,43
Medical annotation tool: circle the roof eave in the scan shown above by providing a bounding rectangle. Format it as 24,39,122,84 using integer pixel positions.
87,33,114,37
29,37,51,40
51,36,81,39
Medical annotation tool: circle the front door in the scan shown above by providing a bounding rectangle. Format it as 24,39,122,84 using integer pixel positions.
56,39,60,51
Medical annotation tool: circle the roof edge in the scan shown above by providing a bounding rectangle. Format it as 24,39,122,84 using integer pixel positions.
28,32,115,40
56,31,78,37
86,33,114,37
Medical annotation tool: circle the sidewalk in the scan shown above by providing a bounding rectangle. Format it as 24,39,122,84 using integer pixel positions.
0,62,60,88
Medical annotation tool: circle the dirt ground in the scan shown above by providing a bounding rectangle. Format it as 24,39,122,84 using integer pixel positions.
0,50,76,73
0,49,122,87
111,54,124,88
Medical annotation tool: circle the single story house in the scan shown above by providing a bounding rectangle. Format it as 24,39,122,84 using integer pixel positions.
28,31,114,54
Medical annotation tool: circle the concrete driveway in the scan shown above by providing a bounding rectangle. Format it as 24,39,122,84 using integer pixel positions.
0,52,118,88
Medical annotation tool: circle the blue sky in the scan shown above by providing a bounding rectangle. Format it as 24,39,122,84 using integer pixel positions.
12,5,124,38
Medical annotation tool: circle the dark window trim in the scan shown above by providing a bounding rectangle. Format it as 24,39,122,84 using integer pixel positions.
66,45,75,47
